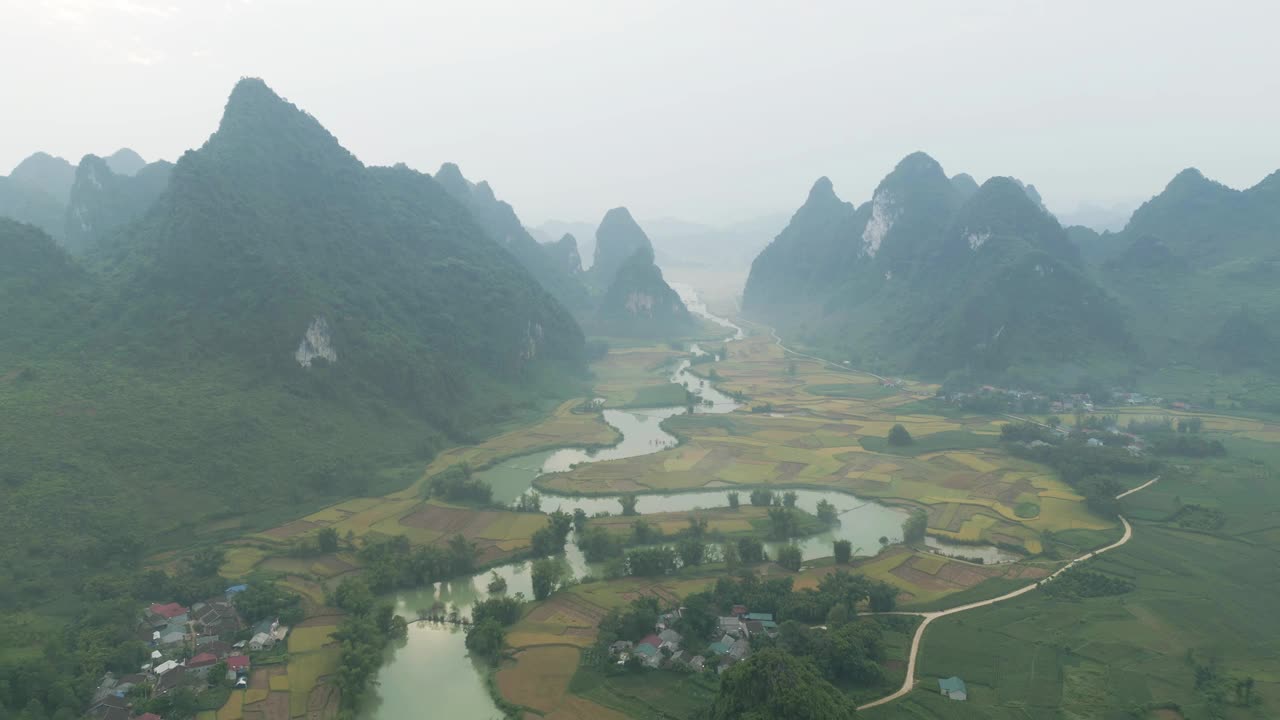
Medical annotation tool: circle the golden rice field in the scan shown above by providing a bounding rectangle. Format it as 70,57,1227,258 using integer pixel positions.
285,646,341,717
287,624,337,653
534,334,1116,553
496,646,582,713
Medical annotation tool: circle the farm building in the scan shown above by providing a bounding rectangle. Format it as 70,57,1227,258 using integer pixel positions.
939,676,967,701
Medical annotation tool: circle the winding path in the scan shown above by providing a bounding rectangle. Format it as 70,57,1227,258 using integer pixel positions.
857,476,1157,710
750,319,1162,709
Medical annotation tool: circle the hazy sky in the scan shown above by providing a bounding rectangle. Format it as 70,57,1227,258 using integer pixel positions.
3,0,1278,226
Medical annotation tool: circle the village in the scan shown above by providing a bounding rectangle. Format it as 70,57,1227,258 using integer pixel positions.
607,604,778,675
85,586,290,720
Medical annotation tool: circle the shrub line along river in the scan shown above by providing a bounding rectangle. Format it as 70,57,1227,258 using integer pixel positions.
359,284,1009,719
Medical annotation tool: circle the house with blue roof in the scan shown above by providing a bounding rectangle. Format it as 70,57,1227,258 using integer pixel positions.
939,676,967,701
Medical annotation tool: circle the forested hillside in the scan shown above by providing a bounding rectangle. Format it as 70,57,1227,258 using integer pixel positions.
63,154,173,253
1092,168,1280,372
743,153,1132,384
434,162,592,311
0,78,588,670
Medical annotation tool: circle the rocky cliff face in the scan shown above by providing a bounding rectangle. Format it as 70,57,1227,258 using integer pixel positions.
592,246,695,338
590,206,654,289
744,153,1130,378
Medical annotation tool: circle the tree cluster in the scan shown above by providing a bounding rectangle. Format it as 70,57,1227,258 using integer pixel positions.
427,463,492,504
356,534,476,595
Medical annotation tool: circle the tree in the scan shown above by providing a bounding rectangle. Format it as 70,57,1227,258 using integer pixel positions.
333,577,375,615
626,546,678,576
531,558,562,601
186,546,225,577
472,595,524,625
674,591,719,643
776,544,803,572
531,512,573,556
464,619,506,663
825,603,851,627
572,508,588,533
816,499,837,525
727,491,740,509
722,541,740,570
235,581,304,624
868,581,897,612
1047,415,1062,428
513,492,541,513
768,507,798,539
619,494,639,516
737,537,766,564
578,526,624,562
709,649,857,720
318,527,339,553
631,519,661,545
833,540,852,564
677,537,706,567
782,491,798,508
887,423,913,446
749,488,774,507
486,572,507,594
902,511,927,543
208,660,229,688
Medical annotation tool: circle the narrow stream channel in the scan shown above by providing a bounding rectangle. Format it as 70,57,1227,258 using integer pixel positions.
359,286,990,719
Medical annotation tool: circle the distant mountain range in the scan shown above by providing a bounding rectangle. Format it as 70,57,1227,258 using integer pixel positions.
532,213,787,274
743,152,1280,386
0,147,170,246
587,209,697,337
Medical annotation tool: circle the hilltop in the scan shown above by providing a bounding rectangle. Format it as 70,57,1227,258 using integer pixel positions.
744,153,1132,384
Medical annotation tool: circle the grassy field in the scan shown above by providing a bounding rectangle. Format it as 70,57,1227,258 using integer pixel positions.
571,666,722,719
862,451,1280,719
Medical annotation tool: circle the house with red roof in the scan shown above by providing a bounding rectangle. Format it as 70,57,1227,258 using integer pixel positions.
149,603,188,619
137,714,164,720
185,652,219,676
226,655,250,673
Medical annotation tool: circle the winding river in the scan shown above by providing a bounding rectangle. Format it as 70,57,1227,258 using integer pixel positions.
359,285,986,719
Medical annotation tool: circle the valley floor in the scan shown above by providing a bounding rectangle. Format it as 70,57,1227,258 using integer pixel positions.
190,303,1278,720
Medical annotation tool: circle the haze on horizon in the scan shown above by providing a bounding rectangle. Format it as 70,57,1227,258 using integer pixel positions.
3,0,1278,228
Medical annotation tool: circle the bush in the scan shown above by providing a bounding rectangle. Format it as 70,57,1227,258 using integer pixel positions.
833,540,852,564
776,545,803,571
887,424,913,446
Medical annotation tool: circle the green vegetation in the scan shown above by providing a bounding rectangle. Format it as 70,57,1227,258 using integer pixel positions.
1040,567,1134,599
859,429,993,456
356,534,477,595
710,648,858,719
0,77,592,715
775,545,803,571
428,463,494,504
330,577,409,713
887,423,914,446
433,162,590,312
745,154,1132,382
